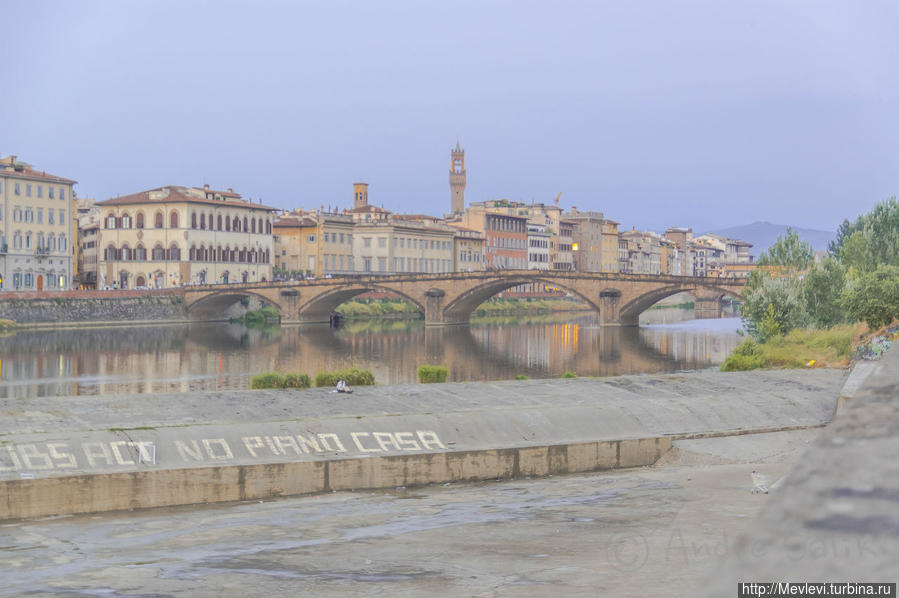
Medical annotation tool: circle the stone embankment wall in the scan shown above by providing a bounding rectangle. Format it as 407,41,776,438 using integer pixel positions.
0,290,188,326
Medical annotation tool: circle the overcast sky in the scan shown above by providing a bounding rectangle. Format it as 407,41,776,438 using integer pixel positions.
3,1,897,232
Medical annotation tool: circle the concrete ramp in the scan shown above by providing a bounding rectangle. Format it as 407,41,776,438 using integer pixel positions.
0,369,845,519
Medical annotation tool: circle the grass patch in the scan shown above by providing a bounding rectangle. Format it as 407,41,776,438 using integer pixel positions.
314,367,376,387
721,324,860,371
282,373,312,389
561,370,577,379
417,365,449,383
336,299,421,319
515,374,529,380
250,372,313,389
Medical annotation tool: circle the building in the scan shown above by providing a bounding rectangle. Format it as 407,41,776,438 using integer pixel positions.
457,204,527,270
317,212,356,275
620,229,662,274
273,213,318,275
527,224,551,270
77,223,99,289
449,141,466,215
352,218,456,274
96,184,275,289
449,226,486,272
0,155,76,291
565,209,620,273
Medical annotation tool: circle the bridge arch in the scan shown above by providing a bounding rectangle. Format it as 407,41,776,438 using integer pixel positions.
187,289,282,321
441,276,600,325
297,284,426,323
617,284,745,326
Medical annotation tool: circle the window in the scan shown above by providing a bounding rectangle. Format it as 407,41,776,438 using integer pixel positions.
122,214,131,229
14,207,21,222
363,237,371,248
48,210,54,225
49,187,54,199
25,208,33,223
170,211,179,228
339,233,345,244
37,208,43,224
37,232,44,249
217,215,222,231
25,233,32,249
58,209,64,225
324,232,330,243
26,184,32,197
155,212,163,228
307,235,315,243
59,235,66,251
400,238,405,248
37,186,43,198
136,213,144,229
191,213,197,229
169,244,181,261
378,237,386,249
25,273,32,287
153,245,165,260
14,183,20,195
59,188,65,200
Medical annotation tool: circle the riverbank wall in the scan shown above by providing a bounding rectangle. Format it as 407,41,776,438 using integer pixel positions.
0,368,845,520
0,290,187,327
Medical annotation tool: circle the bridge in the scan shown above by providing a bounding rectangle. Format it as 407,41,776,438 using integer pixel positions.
183,271,746,326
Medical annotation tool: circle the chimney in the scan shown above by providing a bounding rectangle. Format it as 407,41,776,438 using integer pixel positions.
10,155,16,165
204,183,210,190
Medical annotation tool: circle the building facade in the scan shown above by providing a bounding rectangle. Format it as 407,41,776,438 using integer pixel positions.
96,185,275,289
0,155,76,291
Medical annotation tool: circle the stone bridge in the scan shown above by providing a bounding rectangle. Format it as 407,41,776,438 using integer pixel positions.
182,271,746,326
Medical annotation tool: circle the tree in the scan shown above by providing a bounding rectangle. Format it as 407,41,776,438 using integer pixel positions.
741,276,807,341
830,197,899,271
756,228,814,271
801,257,845,328
841,264,899,330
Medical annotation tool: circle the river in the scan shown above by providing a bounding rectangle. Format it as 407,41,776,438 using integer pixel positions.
0,310,743,398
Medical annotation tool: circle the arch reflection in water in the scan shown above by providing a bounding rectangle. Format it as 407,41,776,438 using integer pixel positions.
0,313,742,398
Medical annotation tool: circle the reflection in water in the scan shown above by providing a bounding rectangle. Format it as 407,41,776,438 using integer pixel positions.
0,312,742,398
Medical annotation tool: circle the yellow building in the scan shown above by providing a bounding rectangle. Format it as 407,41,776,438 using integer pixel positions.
0,155,77,291
450,227,486,271
273,214,318,276
96,184,275,288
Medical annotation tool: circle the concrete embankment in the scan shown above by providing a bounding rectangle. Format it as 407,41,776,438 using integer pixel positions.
0,290,187,327
0,368,845,520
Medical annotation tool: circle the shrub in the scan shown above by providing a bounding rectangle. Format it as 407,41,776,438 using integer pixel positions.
250,372,284,389
515,374,529,380
417,365,449,383
841,264,899,330
315,367,376,387
561,371,577,379
282,373,311,389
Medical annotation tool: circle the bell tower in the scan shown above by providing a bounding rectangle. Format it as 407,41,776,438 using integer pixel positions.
449,141,466,215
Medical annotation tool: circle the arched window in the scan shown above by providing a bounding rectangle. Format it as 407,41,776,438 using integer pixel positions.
243,216,248,232
121,213,131,229
37,232,45,249
49,234,56,251
106,214,116,229
152,244,165,260
226,216,231,231
59,235,66,252
266,220,271,234
170,211,179,229
135,244,146,261
189,245,197,261
233,216,240,232
251,218,256,233
121,244,131,261
200,214,206,230
191,213,197,229
13,232,21,249
257,218,262,234
168,244,181,261
105,245,117,261
217,214,223,231
136,212,145,229
155,212,164,228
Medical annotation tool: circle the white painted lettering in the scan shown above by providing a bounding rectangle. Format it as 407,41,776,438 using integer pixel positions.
109,441,135,465
296,434,322,453
394,432,422,451
242,436,265,458
317,433,345,452
174,440,205,462
351,432,380,453
82,442,114,467
132,442,155,464
203,438,233,460
372,432,401,452
274,436,301,455
264,436,281,455
18,444,54,470
0,446,22,472
48,443,77,468
416,431,446,450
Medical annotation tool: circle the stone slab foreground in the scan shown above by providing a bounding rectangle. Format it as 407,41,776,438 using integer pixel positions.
0,369,845,519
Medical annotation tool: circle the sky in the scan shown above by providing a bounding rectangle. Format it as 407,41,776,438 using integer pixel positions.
3,0,898,233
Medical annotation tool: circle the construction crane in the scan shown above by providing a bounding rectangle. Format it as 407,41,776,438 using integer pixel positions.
554,192,562,206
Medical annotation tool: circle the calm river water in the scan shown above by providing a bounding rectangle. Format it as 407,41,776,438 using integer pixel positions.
0,310,743,398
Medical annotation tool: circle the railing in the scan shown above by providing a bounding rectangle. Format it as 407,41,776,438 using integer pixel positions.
35,247,50,256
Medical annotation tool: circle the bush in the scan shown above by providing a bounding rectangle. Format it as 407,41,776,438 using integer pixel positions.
282,373,311,389
315,367,376,387
841,265,899,330
250,372,284,389
515,374,529,380
561,371,577,379
720,339,765,371
417,365,449,383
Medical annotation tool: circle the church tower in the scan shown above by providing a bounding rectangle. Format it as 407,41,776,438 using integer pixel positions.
449,141,466,215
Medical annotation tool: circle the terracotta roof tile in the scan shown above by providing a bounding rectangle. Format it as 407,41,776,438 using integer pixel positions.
97,186,277,211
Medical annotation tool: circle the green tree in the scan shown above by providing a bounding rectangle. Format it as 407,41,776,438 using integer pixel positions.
801,257,845,328
838,230,869,274
741,276,807,341
756,228,814,271
841,264,899,330
830,197,899,271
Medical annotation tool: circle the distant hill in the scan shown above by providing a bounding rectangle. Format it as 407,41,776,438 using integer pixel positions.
706,221,835,255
